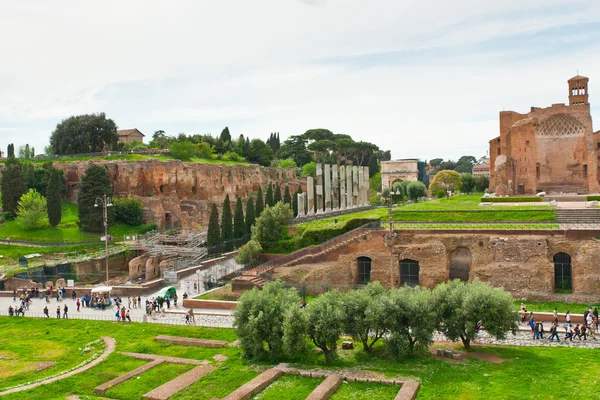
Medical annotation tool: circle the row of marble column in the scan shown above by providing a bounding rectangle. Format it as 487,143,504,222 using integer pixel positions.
297,165,370,217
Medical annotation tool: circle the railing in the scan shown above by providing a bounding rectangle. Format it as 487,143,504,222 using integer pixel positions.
388,221,600,230
0,310,233,328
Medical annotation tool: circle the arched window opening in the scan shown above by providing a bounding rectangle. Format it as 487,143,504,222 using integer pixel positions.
554,252,572,292
357,257,371,285
400,259,419,287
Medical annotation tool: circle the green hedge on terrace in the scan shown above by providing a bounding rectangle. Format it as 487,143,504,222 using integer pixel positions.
481,196,542,203
586,195,600,201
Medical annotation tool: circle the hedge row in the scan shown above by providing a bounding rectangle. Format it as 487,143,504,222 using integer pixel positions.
481,196,542,203
587,195,600,201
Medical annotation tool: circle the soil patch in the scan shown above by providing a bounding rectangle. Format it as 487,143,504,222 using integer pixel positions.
466,352,512,364
36,362,56,371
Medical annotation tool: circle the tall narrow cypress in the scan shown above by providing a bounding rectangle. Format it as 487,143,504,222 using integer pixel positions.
221,194,233,242
233,197,245,238
265,184,274,207
206,203,221,247
245,196,256,233
255,187,264,217
47,169,62,228
273,182,282,204
283,186,291,206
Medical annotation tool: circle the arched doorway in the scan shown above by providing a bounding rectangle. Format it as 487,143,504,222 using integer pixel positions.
553,252,572,292
449,247,471,282
399,259,419,287
357,257,371,285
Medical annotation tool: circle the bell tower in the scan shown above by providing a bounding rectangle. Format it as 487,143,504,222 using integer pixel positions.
568,75,589,106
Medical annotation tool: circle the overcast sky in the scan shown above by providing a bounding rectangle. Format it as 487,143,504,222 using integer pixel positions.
2,0,600,161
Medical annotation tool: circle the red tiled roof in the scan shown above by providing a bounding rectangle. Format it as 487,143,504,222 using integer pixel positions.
117,128,145,137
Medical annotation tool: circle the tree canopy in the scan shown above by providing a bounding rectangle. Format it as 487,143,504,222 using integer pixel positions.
50,113,118,155
77,165,114,232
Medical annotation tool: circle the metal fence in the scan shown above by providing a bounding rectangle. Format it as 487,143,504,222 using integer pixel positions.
0,310,234,328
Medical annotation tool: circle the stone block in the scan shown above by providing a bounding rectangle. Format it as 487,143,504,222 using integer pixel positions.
341,341,354,350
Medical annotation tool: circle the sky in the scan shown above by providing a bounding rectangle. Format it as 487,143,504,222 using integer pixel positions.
1,0,600,161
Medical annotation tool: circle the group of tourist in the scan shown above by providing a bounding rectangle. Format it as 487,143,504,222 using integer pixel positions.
521,303,599,342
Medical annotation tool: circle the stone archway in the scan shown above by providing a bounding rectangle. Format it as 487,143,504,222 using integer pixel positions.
449,247,471,282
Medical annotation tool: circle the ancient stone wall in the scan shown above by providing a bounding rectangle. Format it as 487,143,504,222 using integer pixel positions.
272,229,600,301
53,159,303,229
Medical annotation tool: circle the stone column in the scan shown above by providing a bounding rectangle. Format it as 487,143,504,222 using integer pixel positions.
324,164,332,212
316,163,324,214
307,176,315,216
363,166,370,206
339,165,346,210
357,166,364,207
346,165,353,208
333,165,340,211
297,192,305,218
352,166,359,208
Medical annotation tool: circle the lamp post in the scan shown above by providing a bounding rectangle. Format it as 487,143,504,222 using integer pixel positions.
382,188,400,288
95,194,113,283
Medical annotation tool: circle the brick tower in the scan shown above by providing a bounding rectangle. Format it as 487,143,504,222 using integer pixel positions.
568,75,589,106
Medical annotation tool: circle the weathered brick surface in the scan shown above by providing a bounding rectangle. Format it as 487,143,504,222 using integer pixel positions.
222,368,283,400
155,335,228,348
395,381,420,400
95,360,163,394
306,375,343,400
143,365,215,400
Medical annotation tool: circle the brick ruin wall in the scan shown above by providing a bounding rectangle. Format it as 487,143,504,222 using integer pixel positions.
272,230,600,302
52,160,303,229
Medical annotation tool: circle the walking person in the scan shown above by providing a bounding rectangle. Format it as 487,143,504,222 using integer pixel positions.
549,323,560,342
63,304,68,319
43,306,49,318
565,323,573,341
56,306,61,318
126,309,131,322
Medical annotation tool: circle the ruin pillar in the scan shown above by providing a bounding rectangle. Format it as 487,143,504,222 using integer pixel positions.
339,165,346,210
316,163,324,213
324,164,332,212
333,165,340,211
352,166,359,208
307,176,315,216
346,165,353,208
358,166,364,207
297,192,306,218
363,166,370,206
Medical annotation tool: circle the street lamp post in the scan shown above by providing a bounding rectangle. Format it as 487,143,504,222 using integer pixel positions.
95,194,113,283
382,189,400,288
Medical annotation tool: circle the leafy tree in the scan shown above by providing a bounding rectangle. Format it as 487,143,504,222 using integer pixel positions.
335,138,356,164
206,203,221,247
343,282,388,353
50,113,118,155
251,202,293,246
308,140,335,163
302,128,335,142
456,155,477,174
46,168,62,228
219,126,232,142
350,141,379,166
459,173,477,194
255,187,264,217
221,194,233,242
430,170,461,198
383,286,437,357
306,290,345,362
283,305,308,357
477,175,490,192
432,280,517,349
196,142,214,159
301,162,316,177
278,159,297,169
149,130,174,149
245,196,256,233
283,186,292,206
77,165,113,232
279,135,312,167
169,141,196,161
429,158,443,168
19,144,31,159
235,239,263,265
114,196,144,226
233,280,300,359
265,184,274,207
247,139,273,167
233,197,246,238
273,182,282,204
407,181,427,201
16,189,49,229
1,158,27,214
440,160,457,171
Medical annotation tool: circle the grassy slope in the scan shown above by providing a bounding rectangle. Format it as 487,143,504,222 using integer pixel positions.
4,318,600,399
18,153,249,166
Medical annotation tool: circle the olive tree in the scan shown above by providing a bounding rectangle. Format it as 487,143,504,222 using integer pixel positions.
233,280,299,359
306,290,345,362
251,202,293,246
342,282,388,353
429,170,461,198
433,279,517,349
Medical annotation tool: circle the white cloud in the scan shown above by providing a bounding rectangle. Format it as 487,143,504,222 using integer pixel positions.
1,0,600,160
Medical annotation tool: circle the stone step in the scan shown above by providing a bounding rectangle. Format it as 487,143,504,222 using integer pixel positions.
306,375,343,400
143,365,215,400
221,368,283,400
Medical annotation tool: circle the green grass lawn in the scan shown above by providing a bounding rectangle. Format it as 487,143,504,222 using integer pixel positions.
4,317,600,399
18,153,249,166
0,243,104,270
392,210,555,222
514,300,600,314
0,202,154,244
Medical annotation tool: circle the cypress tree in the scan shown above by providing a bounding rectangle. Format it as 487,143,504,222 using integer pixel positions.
245,196,256,233
206,203,221,247
0,157,27,214
283,186,292,206
255,187,264,217
274,182,282,204
77,165,113,232
233,197,245,238
46,169,62,228
265,184,274,207
221,194,233,242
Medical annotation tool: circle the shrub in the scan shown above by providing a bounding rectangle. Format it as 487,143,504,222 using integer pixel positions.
16,189,49,230
169,141,196,161
114,197,144,226
283,305,308,357
306,290,345,362
298,218,379,248
223,151,242,162
587,195,600,201
435,189,446,199
482,196,542,203
235,239,263,266
251,202,293,246
278,159,298,169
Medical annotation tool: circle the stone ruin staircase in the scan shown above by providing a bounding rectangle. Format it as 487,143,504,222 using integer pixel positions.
555,208,600,226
